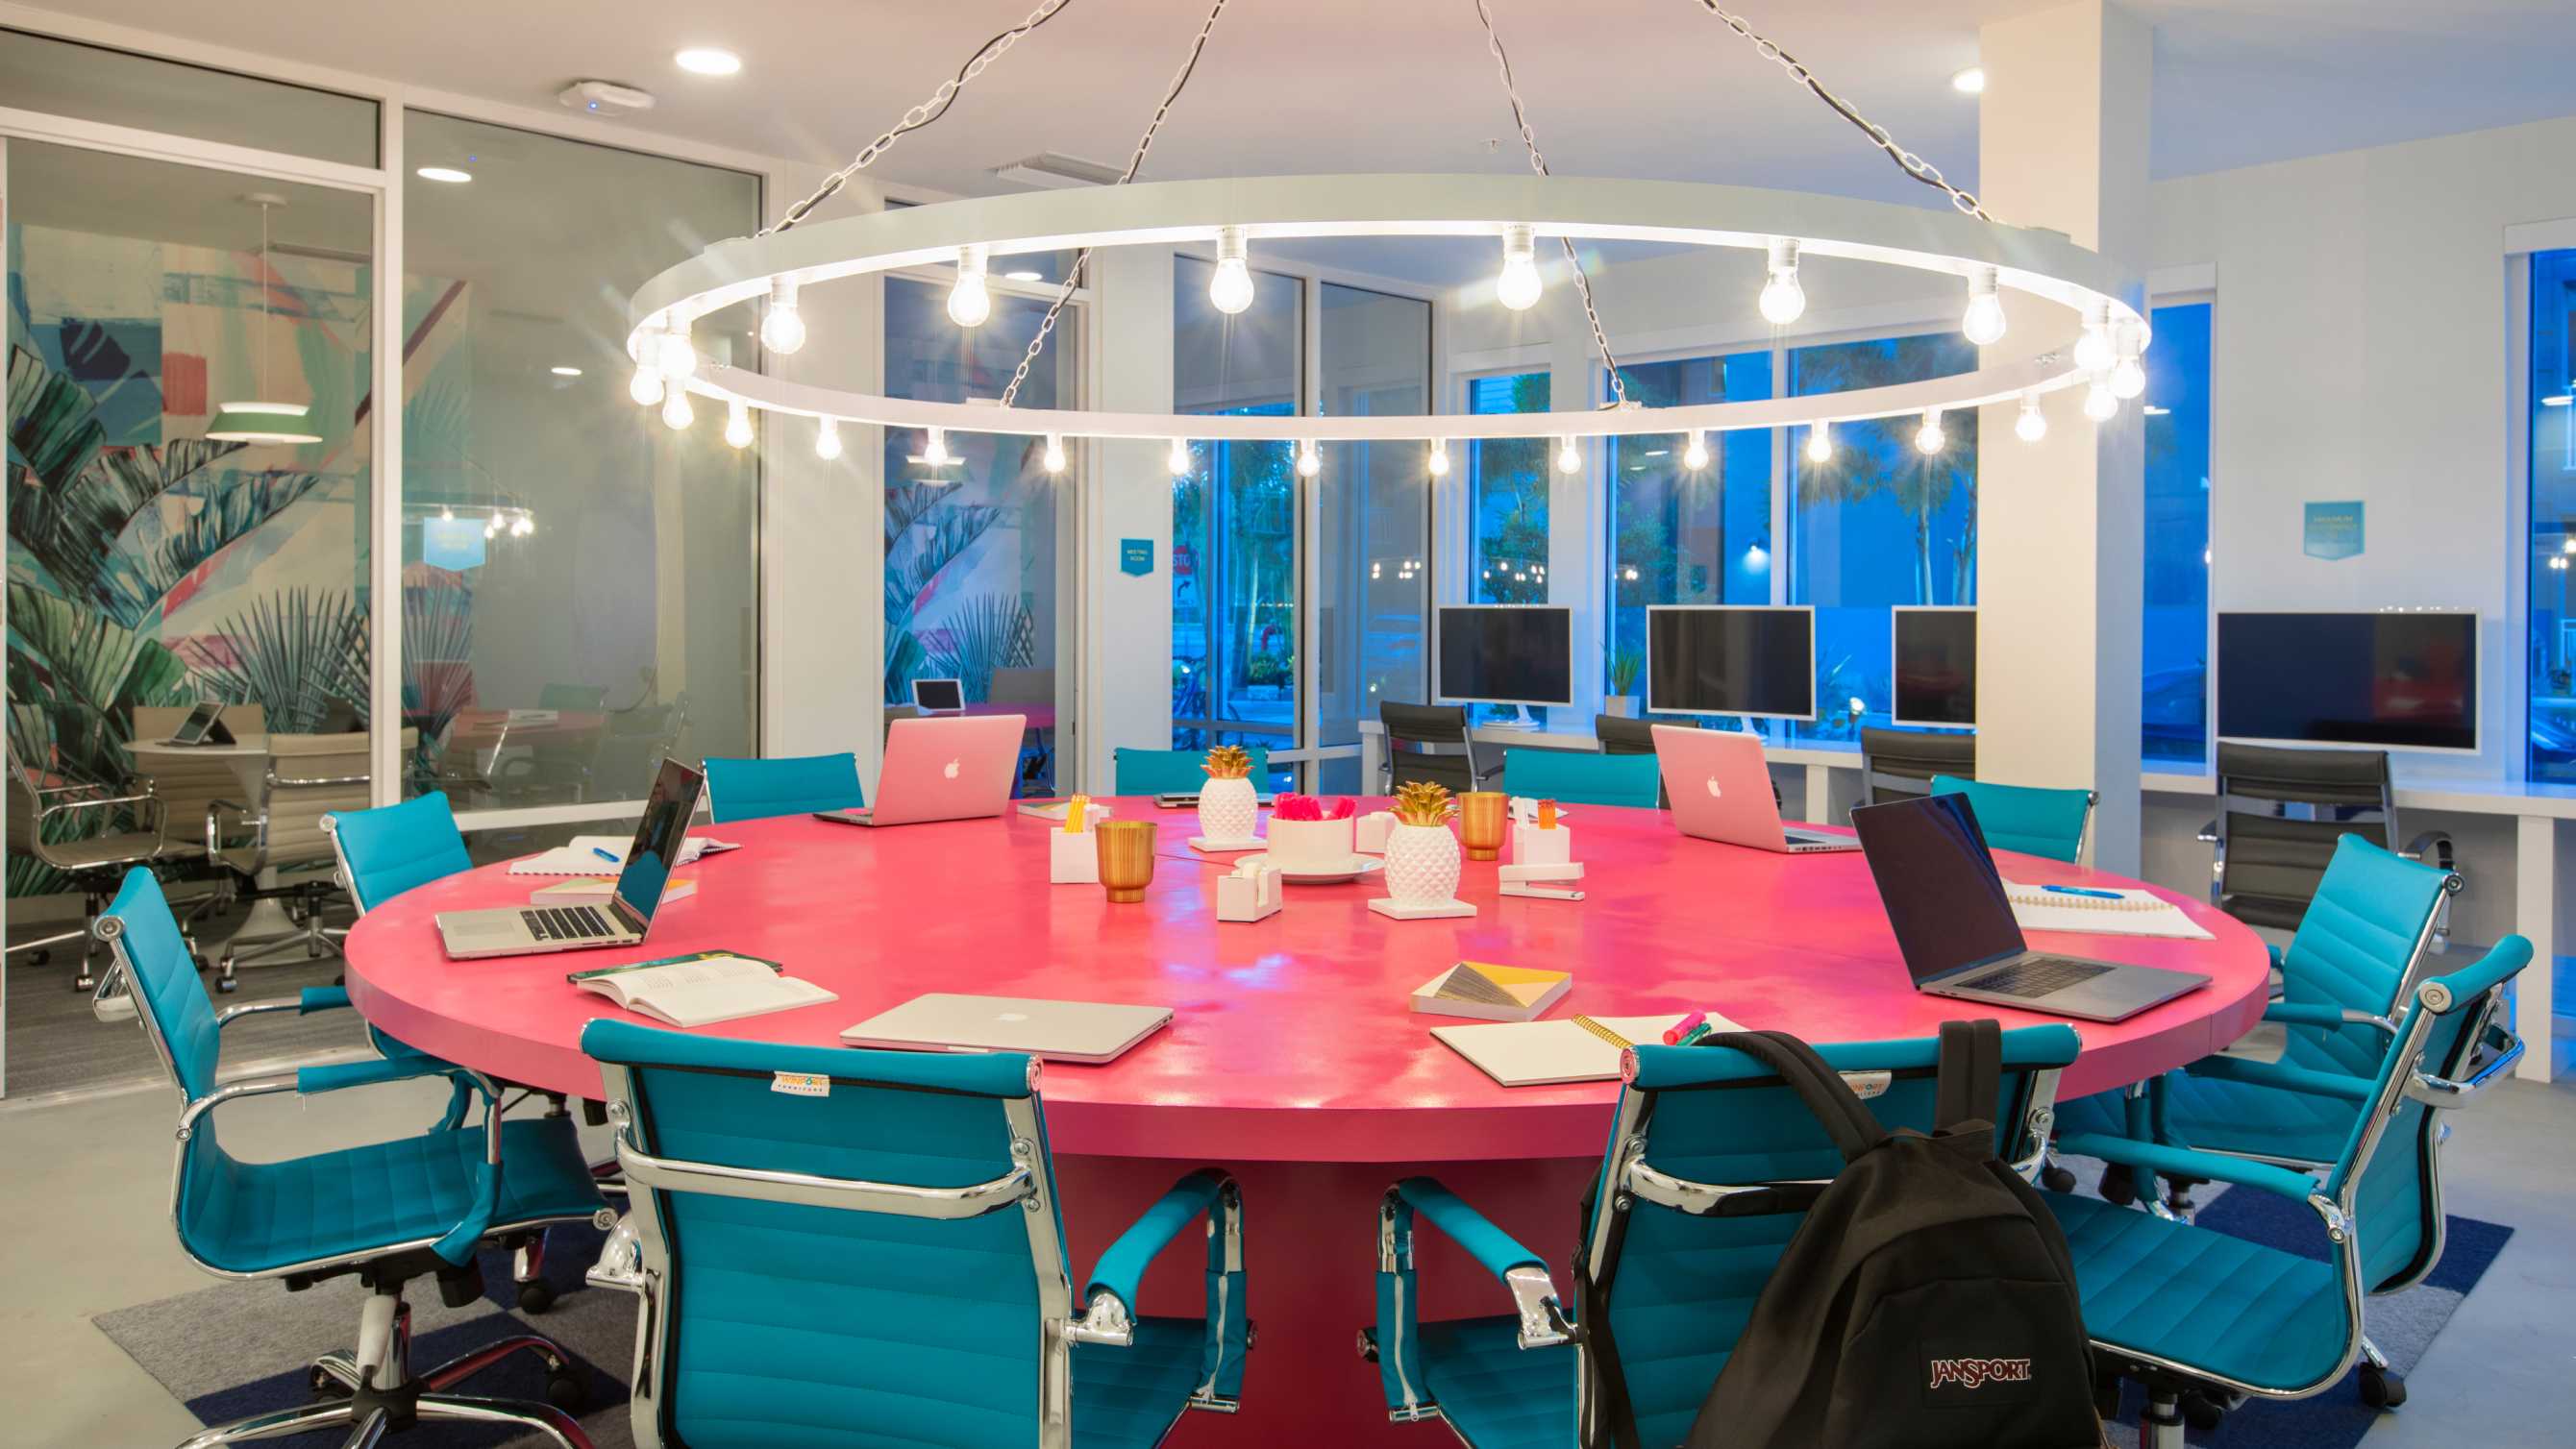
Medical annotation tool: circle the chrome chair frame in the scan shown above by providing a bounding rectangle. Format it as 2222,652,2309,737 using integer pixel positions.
584,1059,1248,1449
98,910,608,1449
208,753,370,981
2199,748,2460,951
8,754,186,989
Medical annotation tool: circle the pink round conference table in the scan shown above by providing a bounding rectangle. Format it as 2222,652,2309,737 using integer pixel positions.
346,798,2266,1445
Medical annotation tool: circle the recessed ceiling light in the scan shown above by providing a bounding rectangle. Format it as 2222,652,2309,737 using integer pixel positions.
2544,393,2573,407
2143,404,2171,416
675,47,742,76
415,165,473,184
550,366,583,377
1951,66,1986,95
1004,270,1044,282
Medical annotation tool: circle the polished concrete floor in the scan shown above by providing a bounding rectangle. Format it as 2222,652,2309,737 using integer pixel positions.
0,1058,2566,1448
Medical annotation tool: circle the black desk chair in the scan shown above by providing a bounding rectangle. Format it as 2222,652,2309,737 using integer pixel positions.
2203,743,2458,946
1379,702,1500,794
1858,724,1977,807
1594,713,1668,807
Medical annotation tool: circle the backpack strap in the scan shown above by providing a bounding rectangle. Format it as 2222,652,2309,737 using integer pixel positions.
1935,1019,2004,1136
1702,1031,1891,1164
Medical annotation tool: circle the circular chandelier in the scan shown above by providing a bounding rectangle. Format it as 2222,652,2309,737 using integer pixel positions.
625,0,2149,476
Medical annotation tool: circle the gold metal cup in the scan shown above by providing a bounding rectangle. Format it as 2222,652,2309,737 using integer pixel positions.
1457,791,1509,861
1096,820,1158,903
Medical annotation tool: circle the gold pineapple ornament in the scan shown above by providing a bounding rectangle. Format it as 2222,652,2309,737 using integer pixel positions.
1393,780,1456,826
1201,745,1253,780
1195,745,1260,844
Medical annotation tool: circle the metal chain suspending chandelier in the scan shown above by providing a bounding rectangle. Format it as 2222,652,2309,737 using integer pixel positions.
624,0,2150,476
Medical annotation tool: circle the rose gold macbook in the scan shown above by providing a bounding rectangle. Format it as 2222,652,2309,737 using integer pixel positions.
817,714,1026,827
1652,724,1860,853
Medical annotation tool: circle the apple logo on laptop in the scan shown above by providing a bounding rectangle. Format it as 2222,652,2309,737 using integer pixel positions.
1705,775,1723,798
943,758,961,779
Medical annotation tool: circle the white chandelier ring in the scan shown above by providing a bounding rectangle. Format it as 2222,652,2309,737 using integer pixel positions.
629,172,2146,441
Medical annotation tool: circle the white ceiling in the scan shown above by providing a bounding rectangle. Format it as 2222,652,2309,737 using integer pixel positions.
41,0,2576,210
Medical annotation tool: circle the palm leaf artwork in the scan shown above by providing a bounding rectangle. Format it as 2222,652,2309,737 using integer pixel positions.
884,482,1007,703
5,579,194,780
924,595,1036,702
11,424,249,615
7,343,109,507
402,572,475,744
93,460,330,627
187,587,371,734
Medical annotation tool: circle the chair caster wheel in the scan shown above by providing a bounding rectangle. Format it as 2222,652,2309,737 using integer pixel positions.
308,1366,351,1398
517,1279,557,1314
2039,1162,2077,1192
2097,1163,2137,1207
546,1367,588,1412
72,972,94,992
215,974,239,995
2360,1363,2406,1410
2179,1389,2227,1433
26,950,49,967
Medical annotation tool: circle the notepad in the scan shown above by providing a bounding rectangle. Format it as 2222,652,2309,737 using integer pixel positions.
2002,880,2216,941
568,951,834,1028
1432,1014,1695,1087
531,875,695,905
1411,962,1573,1022
510,834,736,876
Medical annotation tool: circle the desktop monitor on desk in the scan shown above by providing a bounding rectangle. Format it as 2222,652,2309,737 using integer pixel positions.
2217,610,2479,753
1436,605,1573,724
1892,606,1976,728
1646,605,1815,721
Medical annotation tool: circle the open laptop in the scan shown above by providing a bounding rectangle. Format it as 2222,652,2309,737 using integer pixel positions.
841,995,1174,1064
817,713,1025,827
1850,792,2209,1022
160,701,236,747
436,758,706,959
1652,724,1859,853
909,677,964,713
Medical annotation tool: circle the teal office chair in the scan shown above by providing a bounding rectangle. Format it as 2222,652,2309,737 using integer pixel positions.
2047,835,2460,1207
1114,745,1269,796
1929,774,2095,863
1363,1025,2081,1448
97,868,611,1448
1499,749,1662,809
2043,935,2529,1441
702,751,863,823
580,1020,1251,1448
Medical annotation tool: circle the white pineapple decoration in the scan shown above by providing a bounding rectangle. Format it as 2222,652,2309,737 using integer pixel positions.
1383,781,1463,905
1197,745,1260,843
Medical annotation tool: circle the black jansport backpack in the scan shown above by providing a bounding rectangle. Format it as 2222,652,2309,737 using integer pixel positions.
1675,1023,2104,1449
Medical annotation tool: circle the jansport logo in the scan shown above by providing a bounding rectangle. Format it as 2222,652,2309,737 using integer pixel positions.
1928,1357,2034,1390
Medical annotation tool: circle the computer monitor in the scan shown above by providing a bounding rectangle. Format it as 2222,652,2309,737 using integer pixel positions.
1892,606,1976,728
2216,610,2479,753
1645,605,1815,721
910,677,964,713
1436,605,1573,708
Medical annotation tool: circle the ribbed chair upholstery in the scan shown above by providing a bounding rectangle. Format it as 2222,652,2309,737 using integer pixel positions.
1592,715,1667,807
1380,701,1495,794
1114,746,1271,796
2052,836,2458,1169
1498,749,1661,809
327,791,475,912
97,868,608,1448
1366,1026,2081,1449
582,1021,1250,1449
205,728,415,987
702,751,864,823
2043,936,2530,1441
1856,724,1975,807
2206,742,2430,930
1929,774,2094,864
132,703,268,852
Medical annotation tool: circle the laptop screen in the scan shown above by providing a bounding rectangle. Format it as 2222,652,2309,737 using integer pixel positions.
610,759,705,932
911,677,964,712
171,701,224,744
1848,793,2026,982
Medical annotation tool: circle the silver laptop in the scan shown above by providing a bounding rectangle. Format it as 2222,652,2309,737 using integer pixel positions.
1653,724,1859,853
816,713,1024,827
435,758,706,959
841,994,1174,1065
1850,793,2209,1023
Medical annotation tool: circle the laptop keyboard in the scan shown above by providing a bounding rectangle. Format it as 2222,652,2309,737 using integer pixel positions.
520,905,616,942
1956,956,2112,998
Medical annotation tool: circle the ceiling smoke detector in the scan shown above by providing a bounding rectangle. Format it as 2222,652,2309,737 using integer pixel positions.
558,80,656,118
987,152,1123,190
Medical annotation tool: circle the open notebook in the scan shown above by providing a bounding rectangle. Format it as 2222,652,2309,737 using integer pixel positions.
1434,1013,1746,1087
2001,880,2215,941
511,834,736,876
568,951,834,1028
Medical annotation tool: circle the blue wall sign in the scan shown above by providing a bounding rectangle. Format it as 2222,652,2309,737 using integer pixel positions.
1119,537,1154,577
2303,501,2365,561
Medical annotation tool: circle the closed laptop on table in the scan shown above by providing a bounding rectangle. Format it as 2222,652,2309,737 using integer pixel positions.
841,994,1173,1064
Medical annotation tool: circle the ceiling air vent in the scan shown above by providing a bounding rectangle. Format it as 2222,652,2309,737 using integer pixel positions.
987,153,1123,190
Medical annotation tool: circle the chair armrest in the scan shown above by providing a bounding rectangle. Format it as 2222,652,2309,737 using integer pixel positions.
2262,1000,2392,1038
299,986,352,1015
1071,1169,1246,1370
1388,1176,1573,1349
2195,818,2218,845
2054,1134,2318,1202
2182,1053,2375,1103
296,1052,471,1094
206,799,261,857
215,998,311,1029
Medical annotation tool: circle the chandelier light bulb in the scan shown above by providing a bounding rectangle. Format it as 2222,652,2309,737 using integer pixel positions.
1043,434,1066,475
484,514,501,539
511,511,534,538
1962,266,2007,346
2015,393,2047,443
628,362,664,407
655,323,698,381
1168,437,1192,477
2108,331,2147,399
439,504,455,522
2072,307,2117,373
1759,237,1806,326
659,387,694,431
1914,407,1945,455
1804,419,1833,464
724,399,755,450
815,416,844,460
923,427,954,467
1296,440,1321,479
1555,436,1581,475
1682,430,1711,471
1426,438,1451,479
1209,226,1255,315
948,244,992,328
761,278,807,355
2084,381,2119,423
1496,224,1543,311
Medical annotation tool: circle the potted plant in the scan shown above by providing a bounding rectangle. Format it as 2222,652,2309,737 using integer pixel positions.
1383,780,1462,906
1606,649,1643,716
1198,745,1260,844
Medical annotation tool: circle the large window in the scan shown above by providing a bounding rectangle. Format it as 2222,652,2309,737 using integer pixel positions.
2143,301,2215,766
1466,372,1551,603
2530,248,2576,783
1786,333,1978,743
1315,283,1432,792
1605,353,1774,707
399,111,760,813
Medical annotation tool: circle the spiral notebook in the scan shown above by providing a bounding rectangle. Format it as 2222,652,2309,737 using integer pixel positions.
2000,880,2214,941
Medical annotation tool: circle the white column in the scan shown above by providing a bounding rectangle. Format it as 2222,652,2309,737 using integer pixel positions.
1081,245,1177,789
1974,1,2152,874
2514,815,2558,1081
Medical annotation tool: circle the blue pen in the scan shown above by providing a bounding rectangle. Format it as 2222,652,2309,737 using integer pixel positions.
591,847,621,864
2043,883,2123,900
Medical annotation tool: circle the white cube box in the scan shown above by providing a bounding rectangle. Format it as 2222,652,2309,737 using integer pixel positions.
1353,810,1397,855
1217,862,1283,921
1049,827,1101,884
1513,823,1573,867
